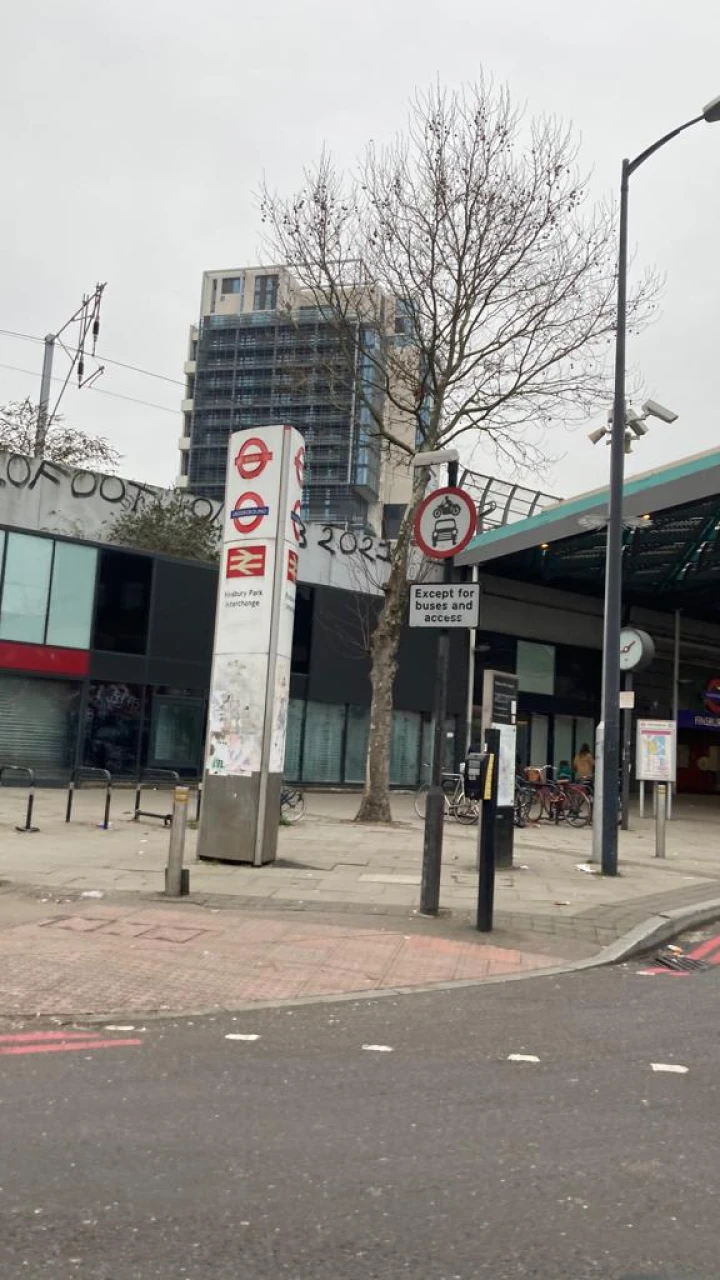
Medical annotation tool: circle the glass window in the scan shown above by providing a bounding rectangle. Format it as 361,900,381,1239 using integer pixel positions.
344,705,369,783
148,695,205,772
92,550,152,654
0,533,53,643
574,717,596,760
221,276,244,295
391,711,422,786
83,683,143,775
529,713,549,772
517,641,555,695
46,542,97,649
554,715,574,774
301,701,344,783
253,274,278,311
283,699,305,781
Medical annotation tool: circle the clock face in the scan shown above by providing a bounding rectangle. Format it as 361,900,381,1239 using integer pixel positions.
620,628,650,671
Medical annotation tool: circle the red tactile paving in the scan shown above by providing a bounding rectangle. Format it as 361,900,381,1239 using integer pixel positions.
0,904,561,1017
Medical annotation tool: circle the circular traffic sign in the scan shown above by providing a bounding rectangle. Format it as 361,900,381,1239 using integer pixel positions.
231,492,269,535
704,677,720,714
234,436,273,481
291,500,303,543
414,487,477,560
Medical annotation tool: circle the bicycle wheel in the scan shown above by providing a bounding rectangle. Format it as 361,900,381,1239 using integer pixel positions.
567,791,592,827
526,786,544,823
413,784,430,819
454,796,479,825
280,788,305,822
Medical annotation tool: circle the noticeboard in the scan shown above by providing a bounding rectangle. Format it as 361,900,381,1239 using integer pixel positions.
635,719,676,783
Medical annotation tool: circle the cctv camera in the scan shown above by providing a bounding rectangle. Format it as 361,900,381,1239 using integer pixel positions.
588,426,607,445
642,399,678,425
630,420,649,437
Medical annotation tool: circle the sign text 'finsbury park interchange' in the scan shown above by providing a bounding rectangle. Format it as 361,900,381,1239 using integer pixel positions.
409,583,480,628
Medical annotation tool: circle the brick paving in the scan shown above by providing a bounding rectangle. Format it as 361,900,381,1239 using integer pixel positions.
0,902,562,1018
1,787,719,1018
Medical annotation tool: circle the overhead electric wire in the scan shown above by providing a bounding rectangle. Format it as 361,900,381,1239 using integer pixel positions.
0,362,178,415
0,327,185,387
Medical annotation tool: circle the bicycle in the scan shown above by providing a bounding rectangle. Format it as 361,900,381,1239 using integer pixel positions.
413,767,478,824
280,784,306,823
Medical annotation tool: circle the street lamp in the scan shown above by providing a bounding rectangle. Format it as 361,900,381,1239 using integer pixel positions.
599,95,720,877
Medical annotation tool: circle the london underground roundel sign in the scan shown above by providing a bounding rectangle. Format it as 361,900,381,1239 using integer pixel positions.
414,487,477,560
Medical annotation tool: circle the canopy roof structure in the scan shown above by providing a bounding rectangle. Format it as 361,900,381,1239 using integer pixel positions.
456,449,720,624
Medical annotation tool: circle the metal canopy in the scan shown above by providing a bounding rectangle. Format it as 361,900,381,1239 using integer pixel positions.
456,448,720,624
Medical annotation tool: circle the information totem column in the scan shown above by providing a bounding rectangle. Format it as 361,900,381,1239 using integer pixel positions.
481,670,518,869
197,424,305,865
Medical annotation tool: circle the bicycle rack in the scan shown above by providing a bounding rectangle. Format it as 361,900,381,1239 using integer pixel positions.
0,765,39,833
134,770,181,827
65,767,113,830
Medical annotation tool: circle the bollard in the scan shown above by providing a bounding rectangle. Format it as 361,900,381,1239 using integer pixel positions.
655,783,667,859
194,780,202,824
165,786,190,897
18,786,39,834
476,732,499,933
65,780,75,824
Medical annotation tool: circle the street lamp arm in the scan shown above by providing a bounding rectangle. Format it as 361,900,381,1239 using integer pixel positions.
627,115,704,176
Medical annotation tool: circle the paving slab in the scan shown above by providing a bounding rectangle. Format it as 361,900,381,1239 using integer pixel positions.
0,786,719,1017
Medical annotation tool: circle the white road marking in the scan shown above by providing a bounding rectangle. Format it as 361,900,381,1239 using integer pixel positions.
225,1033,261,1042
104,1025,135,1032
651,1063,688,1074
362,1044,394,1052
508,1053,540,1063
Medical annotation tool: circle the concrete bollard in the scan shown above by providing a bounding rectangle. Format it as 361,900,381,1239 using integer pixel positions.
655,783,667,859
165,786,190,897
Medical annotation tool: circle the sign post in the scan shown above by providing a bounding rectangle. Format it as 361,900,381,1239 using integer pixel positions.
197,424,304,865
413,478,477,915
635,718,676,855
480,671,518,870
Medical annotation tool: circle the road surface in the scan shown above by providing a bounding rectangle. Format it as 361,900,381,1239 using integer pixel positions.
1,959,718,1278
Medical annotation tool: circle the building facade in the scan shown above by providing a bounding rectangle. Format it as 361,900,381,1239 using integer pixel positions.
178,266,413,534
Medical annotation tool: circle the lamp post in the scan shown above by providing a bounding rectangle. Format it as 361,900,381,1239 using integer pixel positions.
599,95,720,876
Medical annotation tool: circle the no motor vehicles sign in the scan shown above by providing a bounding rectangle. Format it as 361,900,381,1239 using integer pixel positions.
414,487,477,560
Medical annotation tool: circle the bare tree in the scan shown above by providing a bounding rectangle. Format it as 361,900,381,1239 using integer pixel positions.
261,79,658,823
0,398,120,472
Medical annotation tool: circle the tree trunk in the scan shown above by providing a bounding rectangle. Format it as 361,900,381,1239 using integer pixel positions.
355,482,424,824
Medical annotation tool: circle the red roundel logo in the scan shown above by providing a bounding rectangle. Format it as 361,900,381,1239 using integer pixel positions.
291,500,303,543
234,436,273,481
704,678,720,714
230,492,269,535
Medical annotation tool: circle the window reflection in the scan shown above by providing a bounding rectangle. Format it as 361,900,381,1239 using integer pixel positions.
46,542,97,648
0,533,53,643
83,683,142,775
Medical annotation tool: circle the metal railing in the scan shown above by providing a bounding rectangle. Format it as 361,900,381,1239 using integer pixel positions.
134,770,181,827
65,767,112,830
0,765,38,833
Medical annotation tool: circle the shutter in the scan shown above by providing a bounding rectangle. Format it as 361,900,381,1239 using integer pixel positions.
0,675,76,777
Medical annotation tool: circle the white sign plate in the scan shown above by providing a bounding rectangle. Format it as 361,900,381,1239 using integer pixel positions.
409,583,480,628
636,718,676,783
414,487,477,560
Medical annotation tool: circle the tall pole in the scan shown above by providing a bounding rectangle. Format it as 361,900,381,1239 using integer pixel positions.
420,456,458,915
35,333,55,456
599,158,630,876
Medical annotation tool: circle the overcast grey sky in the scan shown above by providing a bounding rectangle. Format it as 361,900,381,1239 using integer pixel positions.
1,0,718,497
